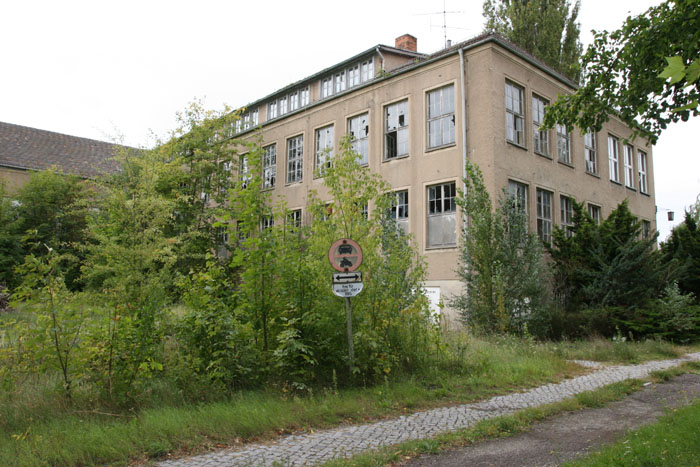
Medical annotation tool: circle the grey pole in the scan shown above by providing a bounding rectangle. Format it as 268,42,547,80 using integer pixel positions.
345,296,354,372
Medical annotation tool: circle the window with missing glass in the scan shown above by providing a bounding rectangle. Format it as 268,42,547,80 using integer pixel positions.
588,203,601,224
557,125,571,164
263,144,276,190
385,100,408,160
239,154,250,188
287,209,302,229
286,135,303,184
427,85,455,149
427,182,457,248
315,125,334,177
508,180,529,219
560,195,574,237
348,113,369,165
388,190,409,233
585,132,597,174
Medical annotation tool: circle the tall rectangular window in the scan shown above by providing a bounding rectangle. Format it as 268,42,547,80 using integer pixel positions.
315,125,334,177
300,87,309,107
560,195,574,237
348,64,360,87
427,85,455,149
286,135,303,184
263,144,276,190
639,151,648,194
585,132,597,174
385,100,409,160
289,90,299,112
335,71,346,93
508,180,529,219
557,125,571,164
267,100,278,120
624,144,635,188
388,190,409,233
279,95,288,116
532,96,549,155
588,203,601,224
427,182,457,248
505,81,525,145
239,154,250,188
608,135,620,183
360,59,374,82
536,188,553,244
642,220,651,239
348,113,369,165
321,77,333,99
261,215,274,231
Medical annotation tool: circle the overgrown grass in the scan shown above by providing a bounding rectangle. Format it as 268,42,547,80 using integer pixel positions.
568,400,700,466
554,338,690,364
1,331,696,466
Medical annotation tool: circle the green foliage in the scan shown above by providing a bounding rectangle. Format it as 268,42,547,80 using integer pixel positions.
544,0,700,144
0,183,23,289
483,0,582,81
661,212,700,299
550,200,667,311
452,160,551,335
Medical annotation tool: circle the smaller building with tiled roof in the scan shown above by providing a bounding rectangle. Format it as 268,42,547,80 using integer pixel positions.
0,121,128,192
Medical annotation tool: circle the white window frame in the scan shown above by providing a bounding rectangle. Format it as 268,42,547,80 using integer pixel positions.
536,188,553,244
624,144,635,188
427,84,456,149
286,135,303,184
639,151,648,194
347,64,360,87
427,181,457,248
267,100,278,120
389,189,409,233
560,195,574,237
508,180,529,219
287,209,302,229
348,113,369,165
608,135,620,183
384,100,409,160
300,87,309,107
557,124,571,164
505,81,525,146
588,203,601,225
289,90,299,112
279,95,288,116
532,95,549,155
239,154,250,188
584,132,597,174
263,144,276,190
315,124,334,177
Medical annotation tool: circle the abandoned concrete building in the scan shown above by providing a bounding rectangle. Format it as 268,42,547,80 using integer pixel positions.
230,33,656,313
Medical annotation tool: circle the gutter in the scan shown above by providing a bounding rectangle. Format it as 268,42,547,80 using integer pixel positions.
375,46,385,74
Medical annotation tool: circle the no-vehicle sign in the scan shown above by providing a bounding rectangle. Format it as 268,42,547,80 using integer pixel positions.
328,238,363,272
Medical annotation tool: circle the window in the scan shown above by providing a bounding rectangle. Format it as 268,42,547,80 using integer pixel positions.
300,87,309,107
261,215,274,231
216,225,229,257
237,220,248,241
536,188,553,244
360,59,374,82
624,144,635,188
608,135,620,182
388,190,409,233
639,151,648,194
532,96,549,155
218,160,232,195
360,203,368,220
560,195,574,237
508,180,528,218
335,71,346,94
267,100,278,120
505,81,525,145
287,209,302,228
427,85,455,149
286,135,303,184
289,90,299,112
239,154,250,188
315,125,334,177
642,220,651,239
348,113,369,165
584,132,597,174
385,100,409,160
348,64,360,87
588,204,601,225
427,182,457,248
263,144,276,189
321,77,333,98
279,95,288,116
557,125,571,164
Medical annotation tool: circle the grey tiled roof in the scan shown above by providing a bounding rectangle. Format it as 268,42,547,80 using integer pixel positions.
0,121,130,178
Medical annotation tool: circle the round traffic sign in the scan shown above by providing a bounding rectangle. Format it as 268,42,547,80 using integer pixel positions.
328,238,363,272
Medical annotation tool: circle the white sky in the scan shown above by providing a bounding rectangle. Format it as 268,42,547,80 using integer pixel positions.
1,0,697,241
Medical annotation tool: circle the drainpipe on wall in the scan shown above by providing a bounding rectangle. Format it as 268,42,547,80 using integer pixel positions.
375,47,385,74
458,47,468,182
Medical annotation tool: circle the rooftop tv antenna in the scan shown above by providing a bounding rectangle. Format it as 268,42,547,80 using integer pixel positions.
414,0,467,48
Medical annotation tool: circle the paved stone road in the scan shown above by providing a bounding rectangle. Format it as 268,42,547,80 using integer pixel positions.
159,353,700,467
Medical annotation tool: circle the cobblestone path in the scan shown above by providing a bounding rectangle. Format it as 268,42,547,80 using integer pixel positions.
159,353,700,467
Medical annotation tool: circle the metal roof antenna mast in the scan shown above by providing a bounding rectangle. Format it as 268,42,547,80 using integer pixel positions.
414,0,467,49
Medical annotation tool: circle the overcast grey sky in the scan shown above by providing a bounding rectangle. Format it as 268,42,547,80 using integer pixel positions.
1,0,697,240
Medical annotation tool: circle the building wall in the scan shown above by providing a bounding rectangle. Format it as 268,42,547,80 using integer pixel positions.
0,167,31,194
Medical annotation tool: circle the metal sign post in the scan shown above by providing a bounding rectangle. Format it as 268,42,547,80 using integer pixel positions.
328,238,364,372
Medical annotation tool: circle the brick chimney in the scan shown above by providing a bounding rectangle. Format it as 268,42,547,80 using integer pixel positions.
395,34,417,52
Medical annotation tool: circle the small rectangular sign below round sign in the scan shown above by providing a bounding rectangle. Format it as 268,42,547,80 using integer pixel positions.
332,282,364,297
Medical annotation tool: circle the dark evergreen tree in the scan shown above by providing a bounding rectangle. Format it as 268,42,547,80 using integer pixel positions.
662,212,700,300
